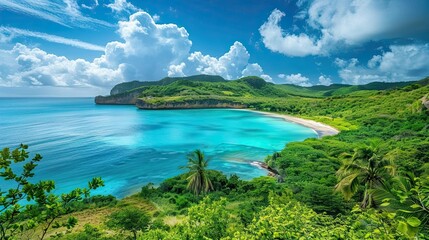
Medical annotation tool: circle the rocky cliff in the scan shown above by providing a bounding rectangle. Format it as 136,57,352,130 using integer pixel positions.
135,98,246,109
423,95,429,110
95,91,140,105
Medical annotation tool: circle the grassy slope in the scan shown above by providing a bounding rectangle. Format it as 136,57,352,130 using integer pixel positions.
137,77,297,106
25,196,156,239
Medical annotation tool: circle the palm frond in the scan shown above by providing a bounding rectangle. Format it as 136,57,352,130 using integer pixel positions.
182,149,213,195
335,173,361,200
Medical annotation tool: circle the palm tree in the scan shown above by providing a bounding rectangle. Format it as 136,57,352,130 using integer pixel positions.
335,141,396,208
181,149,213,195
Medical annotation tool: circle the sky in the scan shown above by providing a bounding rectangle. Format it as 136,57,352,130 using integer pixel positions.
0,0,429,97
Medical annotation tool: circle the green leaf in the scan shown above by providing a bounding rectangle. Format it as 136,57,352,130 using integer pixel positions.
379,202,390,207
410,204,420,209
397,221,408,236
406,217,421,227
387,213,396,219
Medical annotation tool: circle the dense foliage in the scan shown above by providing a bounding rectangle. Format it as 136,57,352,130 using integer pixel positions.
0,145,104,240
110,75,227,95
106,207,150,240
107,74,418,99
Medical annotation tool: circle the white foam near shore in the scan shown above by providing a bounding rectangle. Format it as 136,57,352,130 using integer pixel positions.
237,109,340,138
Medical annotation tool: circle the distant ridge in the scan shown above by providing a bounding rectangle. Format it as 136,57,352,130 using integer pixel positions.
96,75,428,108
279,80,426,97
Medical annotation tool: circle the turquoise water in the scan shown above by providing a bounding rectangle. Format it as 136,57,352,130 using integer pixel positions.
0,98,317,198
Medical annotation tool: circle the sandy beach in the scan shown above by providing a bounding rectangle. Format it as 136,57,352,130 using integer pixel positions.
238,109,340,138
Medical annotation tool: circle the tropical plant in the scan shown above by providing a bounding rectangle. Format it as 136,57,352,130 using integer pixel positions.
0,144,104,240
184,197,233,239
335,141,396,208
376,174,429,238
181,149,213,195
231,192,403,239
106,207,151,240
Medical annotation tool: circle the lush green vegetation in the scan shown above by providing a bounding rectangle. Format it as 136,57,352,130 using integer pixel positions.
110,75,227,95
3,76,429,239
180,149,213,195
106,207,151,239
109,74,419,99
0,144,104,240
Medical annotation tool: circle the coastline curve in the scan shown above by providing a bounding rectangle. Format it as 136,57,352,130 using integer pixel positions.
236,109,340,138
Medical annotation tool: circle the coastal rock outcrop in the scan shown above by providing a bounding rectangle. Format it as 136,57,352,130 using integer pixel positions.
423,94,429,110
135,98,246,109
95,91,139,105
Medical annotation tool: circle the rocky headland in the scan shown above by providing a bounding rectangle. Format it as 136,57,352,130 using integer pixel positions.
135,98,246,109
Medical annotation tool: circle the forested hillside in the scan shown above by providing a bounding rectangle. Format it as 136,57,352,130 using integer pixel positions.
96,75,422,109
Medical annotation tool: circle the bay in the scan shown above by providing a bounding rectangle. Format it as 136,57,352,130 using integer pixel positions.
0,98,317,198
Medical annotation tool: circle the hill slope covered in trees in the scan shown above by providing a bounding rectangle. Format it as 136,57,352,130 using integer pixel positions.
95,74,422,108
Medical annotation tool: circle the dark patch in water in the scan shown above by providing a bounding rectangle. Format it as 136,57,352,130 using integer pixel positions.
135,124,163,131
237,128,266,133
112,160,127,166
197,125,222,131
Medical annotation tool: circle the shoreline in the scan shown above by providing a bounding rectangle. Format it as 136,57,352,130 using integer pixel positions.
122,108,340,198
237,109,339,138
242,109,340,178
250,161,280,177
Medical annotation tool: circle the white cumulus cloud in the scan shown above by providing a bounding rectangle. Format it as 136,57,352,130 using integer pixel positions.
0,43,123,88
278,73,311,86
0,10,272,96
318,75,332,86
336,44,429,85
307,0,429,44
260,74,273,83
168,62,186,77
242,63,263,77
241,63,273,82
168,41,271,81
96,11,192,81
259,9,321,57
0,11,192,89
188,41,249,79
260,1,429,57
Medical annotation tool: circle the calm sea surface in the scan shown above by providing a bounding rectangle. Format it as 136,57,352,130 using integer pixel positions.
0,98,317,197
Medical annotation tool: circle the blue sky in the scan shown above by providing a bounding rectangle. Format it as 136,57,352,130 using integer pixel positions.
0,0,429,96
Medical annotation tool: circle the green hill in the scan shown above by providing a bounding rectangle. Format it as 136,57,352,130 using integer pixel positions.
110,74,226,95
324,81,419,96
277,81,420,97
139,76,289,98
133,76,296,109
97,75,424,107
96,76,294,106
